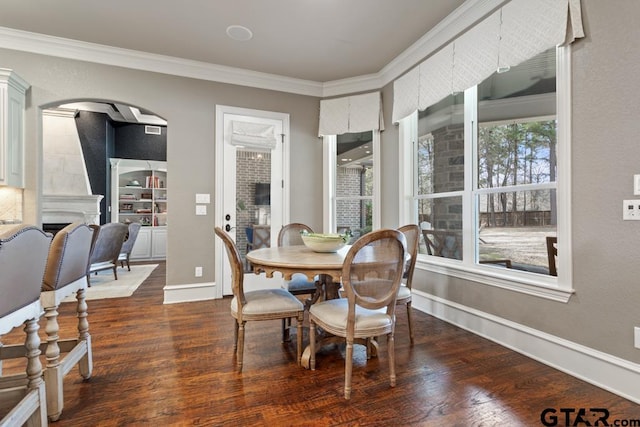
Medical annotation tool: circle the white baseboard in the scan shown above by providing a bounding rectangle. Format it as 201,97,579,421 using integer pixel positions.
163,282,217,304
411,290,640,404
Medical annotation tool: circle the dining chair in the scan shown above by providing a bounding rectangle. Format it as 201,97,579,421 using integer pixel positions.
546,236,558,276
214,227,304,370
397,224,420,344
40,222,97,421
0,225,52,426
87,222,128,285
309,228,406,399
277,223,318,301
118,222,142,271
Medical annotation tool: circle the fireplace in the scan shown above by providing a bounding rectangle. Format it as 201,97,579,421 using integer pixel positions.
42,194,104,226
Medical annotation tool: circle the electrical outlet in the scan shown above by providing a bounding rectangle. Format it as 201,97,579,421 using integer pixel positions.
622,200,640,220
195,266,203,277
635,327,640,349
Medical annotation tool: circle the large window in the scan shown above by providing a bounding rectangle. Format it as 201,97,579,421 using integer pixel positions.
401,47,572,300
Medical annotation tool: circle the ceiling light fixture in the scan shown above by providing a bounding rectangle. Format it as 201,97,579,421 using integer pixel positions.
226,25,253,41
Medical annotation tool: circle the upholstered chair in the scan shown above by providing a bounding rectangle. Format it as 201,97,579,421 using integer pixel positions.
277,223,319,304
309,229,406,399
41,222,97,421
87,222,128,284
118,222,142,271
215,227,304,371
397,224,420,343
0,225,52,426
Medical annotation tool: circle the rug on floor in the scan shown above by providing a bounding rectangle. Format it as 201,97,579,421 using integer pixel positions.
63,264,158,302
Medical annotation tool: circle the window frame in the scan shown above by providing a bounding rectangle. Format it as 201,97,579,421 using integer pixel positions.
323,131,381,233
398,46,573,303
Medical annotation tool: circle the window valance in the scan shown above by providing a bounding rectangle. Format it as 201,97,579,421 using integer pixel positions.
230,120,277,151
392,0,584,123
318,91,384,136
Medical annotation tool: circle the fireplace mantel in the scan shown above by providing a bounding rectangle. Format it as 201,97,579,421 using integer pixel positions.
42,194,103,225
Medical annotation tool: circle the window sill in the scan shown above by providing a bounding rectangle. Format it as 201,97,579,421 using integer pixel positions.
416,256,574,303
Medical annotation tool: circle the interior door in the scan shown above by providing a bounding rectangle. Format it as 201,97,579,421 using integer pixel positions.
215,105,290,297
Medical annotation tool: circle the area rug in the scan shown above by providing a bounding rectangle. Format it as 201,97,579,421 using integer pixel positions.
62,264,158,302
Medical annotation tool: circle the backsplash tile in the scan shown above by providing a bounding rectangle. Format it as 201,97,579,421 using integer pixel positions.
0,187,23,223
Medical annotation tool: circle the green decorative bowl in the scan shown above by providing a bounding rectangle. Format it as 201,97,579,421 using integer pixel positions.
301,232,348,253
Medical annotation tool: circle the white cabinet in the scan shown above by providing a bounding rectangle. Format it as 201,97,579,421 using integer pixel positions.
110,158,167,260
0,69,29,187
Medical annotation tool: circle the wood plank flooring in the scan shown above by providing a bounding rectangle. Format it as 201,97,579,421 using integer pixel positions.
2,261,638,426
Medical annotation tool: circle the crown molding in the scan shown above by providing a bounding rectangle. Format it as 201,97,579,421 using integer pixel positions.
0,0,508,99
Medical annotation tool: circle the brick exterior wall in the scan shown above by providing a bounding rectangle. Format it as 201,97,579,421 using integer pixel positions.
431,124,464,230
236,150,271,262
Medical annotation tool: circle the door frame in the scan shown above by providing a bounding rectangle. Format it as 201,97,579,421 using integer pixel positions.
214,105,291,299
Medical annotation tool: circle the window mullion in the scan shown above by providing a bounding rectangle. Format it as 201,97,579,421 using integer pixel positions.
464,86,478,264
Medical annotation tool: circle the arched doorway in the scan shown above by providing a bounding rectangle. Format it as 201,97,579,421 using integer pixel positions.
41,100,167,260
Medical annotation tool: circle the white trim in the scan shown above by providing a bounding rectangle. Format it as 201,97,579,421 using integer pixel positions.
416,259,573,302
163,282,216,304
323,136,337,233
0,0,505,98
411,290,640,404
214,105,290,298
556,45,573,290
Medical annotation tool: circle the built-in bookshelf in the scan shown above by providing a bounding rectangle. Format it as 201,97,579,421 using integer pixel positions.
110,158,167,260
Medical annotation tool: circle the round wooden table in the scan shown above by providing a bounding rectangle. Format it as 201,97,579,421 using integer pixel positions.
246,245,353,367
246,244,350,300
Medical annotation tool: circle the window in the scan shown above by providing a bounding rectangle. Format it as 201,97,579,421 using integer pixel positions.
400,47,572,301
324,131,380,240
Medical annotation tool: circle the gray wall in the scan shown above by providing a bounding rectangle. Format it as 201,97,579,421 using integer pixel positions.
2,0,638,366
0,49,322,287
379,0,640,364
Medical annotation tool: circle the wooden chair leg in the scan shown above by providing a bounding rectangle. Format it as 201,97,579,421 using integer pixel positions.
43,304,63,421
232,320,238,351
309,322,316,370
237,322,245,370
388,333,396,388
344,338,354,399
296,313,303,365
76,288,92,379
24,317,47,426
406,302,414,344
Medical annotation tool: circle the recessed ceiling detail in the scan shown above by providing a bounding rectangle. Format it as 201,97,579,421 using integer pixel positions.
226,25,253,41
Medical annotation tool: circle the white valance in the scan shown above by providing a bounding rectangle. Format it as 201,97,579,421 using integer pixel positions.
230,120,277,151
318,91,384,136
392,0,585,123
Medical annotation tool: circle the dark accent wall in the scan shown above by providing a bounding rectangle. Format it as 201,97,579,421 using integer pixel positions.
74,111,167,224
114,122,167,160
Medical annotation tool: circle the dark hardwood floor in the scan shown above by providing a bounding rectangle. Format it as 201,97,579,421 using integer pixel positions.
2,261,638,426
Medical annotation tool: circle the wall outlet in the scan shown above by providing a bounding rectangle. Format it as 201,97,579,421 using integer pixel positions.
622,200,640,220
635,327,640,349
195,266,203,277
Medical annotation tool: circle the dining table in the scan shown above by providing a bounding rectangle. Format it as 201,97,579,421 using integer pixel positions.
246,244,356,368
246,243,407,368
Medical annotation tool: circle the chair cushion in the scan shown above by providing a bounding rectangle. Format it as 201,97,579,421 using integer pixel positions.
231,288,303,316
284,273,317,293
397,284,411,299
309,298,391,333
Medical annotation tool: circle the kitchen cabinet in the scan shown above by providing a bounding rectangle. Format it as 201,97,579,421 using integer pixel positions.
0,69,29,187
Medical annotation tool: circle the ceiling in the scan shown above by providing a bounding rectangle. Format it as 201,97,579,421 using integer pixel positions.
0,0,466,83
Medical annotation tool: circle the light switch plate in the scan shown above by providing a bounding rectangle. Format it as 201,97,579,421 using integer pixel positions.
195,193,210,204
635,327,640,349
195,205,207,215
634,175,640,195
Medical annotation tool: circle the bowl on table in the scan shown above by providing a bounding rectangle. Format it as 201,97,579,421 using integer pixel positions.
300,232,349,253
